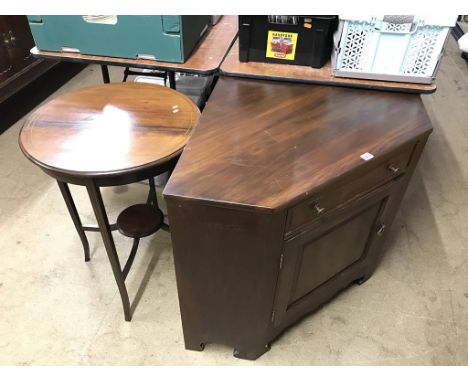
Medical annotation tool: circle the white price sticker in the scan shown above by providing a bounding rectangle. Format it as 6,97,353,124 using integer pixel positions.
360,152,374,161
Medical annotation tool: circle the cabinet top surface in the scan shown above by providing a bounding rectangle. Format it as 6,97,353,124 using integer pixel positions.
163,77,432,210
19,82,200,176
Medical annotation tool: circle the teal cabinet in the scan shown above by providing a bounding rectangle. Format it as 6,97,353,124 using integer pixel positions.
28,15,211,63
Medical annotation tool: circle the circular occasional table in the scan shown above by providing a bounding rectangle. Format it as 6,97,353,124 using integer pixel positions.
19,82,199,321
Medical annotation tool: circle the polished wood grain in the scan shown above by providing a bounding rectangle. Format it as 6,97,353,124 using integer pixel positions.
20,82,199,175
30,16,238,74
164,77,432,211
220,39,437,94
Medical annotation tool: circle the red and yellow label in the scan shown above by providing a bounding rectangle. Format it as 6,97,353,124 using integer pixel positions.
266,30,298,61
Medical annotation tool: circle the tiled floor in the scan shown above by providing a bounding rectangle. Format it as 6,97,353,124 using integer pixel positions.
1,36,467,365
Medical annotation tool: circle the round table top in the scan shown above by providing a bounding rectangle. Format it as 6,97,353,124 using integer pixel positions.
19,82,200,176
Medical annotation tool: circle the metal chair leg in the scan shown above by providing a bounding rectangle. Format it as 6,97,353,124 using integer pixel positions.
122,66,130,82
168,72,176,89
101,65,110,83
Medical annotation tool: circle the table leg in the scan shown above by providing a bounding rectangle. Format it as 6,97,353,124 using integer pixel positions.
147,177,170,231
168,71,176,89
86,179,132,321
147,177,158,206
101,65,110,83
57,181,90,262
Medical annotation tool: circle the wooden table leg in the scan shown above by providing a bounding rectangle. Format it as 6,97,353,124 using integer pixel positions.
57,180,90,262
147,177,158,206
147,177,170,232
85,179,132,321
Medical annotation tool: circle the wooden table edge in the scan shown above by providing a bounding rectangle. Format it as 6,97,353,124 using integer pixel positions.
219,69,437,95
18,132,186,180
30,47,220,75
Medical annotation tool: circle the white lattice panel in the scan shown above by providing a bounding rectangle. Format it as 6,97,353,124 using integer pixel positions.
401,26,442,75
340,22,375,71
333,16,454,83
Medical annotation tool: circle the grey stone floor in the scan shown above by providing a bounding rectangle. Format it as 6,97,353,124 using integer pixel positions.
0,36,467,365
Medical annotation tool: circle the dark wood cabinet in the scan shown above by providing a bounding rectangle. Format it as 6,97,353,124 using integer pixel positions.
0,16,35,75
0,16,56,104
0,39,10,73
163,77,433,360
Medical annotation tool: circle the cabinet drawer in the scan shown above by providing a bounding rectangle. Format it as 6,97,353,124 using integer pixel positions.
285,144,415,235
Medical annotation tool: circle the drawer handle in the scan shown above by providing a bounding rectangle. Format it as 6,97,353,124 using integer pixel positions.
388,164,400,174
312,202,325,215
377,223,386,236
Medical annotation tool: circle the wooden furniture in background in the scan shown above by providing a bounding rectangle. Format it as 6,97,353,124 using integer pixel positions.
19,82,200,321
0,15,57,104
163,77,433,360
30,15,238,86
220,39,437,94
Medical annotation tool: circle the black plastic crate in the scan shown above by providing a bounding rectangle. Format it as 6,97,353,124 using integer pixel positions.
239,15,338,68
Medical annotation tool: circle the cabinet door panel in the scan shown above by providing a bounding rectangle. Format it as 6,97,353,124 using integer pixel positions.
272,183,396,327
291,202,381,302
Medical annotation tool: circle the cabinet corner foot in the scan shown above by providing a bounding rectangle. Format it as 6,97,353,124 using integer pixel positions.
355,275,370,285
233,343,271,360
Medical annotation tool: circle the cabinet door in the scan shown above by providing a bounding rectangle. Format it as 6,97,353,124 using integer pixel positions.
272,184,396,326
